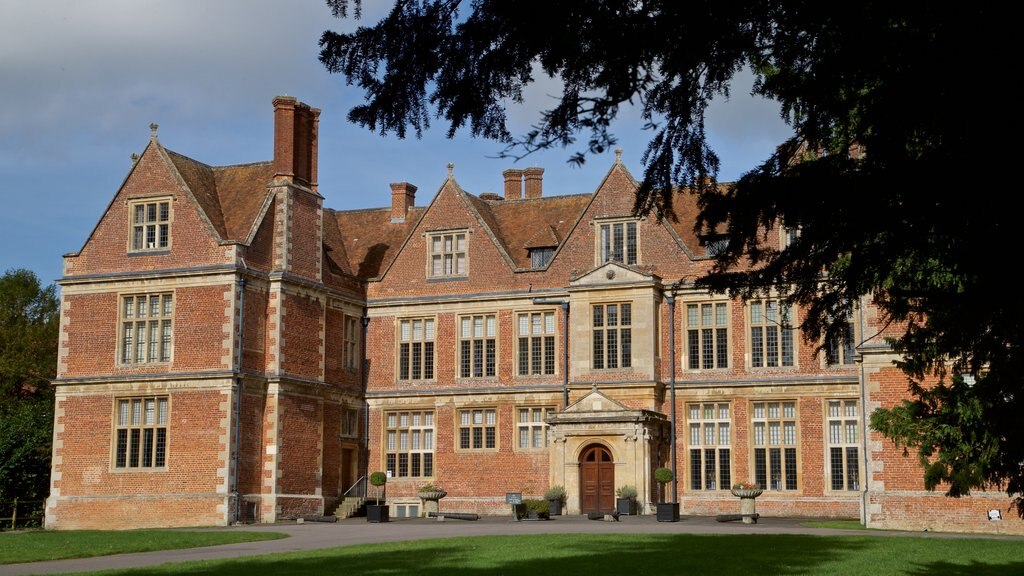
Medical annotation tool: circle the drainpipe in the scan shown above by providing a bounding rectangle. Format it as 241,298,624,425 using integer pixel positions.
857,298,869,526
233,277,247,524
361,313,370,497
666,293,678,504
531,298,570,408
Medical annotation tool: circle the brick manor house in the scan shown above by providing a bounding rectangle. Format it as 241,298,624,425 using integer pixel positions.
45,96,1020,534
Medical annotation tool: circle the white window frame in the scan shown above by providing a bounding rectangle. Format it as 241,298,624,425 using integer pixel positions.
119,293,173,365
591,302,632,370
685,301,729,370
428,230,468,277
596,220,638,265
687,402,731,490
459,314,497,378
385,410,434,478
752,401,799,491
129,198,172,252
749,299,796,368
517,406,553,450
827,399,861,491
458,408,497,451
397,318,435,381
517,311,556,376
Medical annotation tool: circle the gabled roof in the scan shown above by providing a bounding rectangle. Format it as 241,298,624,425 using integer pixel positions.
330,206,426,279
657,183,732,258
478,194,590,269
165,150,274,243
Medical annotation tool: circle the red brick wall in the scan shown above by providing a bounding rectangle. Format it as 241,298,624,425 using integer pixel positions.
276,395,322,496
60,284,232,378
49,389,229,529
324,308,344,385
173,284,232,371
369,402,551,513
64,144,232,277
279,292,323,380
242,286,268,374
59,292,117,378
237,385,267,495
286,190,322,281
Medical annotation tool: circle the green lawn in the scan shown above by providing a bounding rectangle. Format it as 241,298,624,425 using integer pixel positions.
0,529,287,565
51,533,1024,576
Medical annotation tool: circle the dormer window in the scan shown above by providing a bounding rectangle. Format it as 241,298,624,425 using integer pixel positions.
781,224,800,249
598,220,637,265
529,247,555,269
130,198,171,252
703,236,729,257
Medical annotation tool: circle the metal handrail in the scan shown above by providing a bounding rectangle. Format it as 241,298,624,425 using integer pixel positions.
342,475,367,498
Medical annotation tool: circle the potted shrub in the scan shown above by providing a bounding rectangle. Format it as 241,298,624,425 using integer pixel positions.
654,467,679,522
366,471,389,523
544,485,567,516
615,485,638,515
519,498,550,520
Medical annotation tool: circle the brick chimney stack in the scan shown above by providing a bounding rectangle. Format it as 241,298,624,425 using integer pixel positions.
272,96,320,189
503,169,523,200
524,167,544,198
390,182,417,223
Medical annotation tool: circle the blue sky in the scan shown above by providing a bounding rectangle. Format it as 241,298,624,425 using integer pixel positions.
0,1,793,288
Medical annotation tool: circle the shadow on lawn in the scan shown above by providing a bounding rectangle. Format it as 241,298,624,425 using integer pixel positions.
903,560,1024,576
77,534,1021,576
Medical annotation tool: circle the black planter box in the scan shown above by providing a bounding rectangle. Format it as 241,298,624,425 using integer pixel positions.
548,499,563,516
615,497,637,515
656,502,680,522
366,504,389,523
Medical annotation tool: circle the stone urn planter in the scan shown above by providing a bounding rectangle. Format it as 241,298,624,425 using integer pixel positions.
730,483,763,524
418,484,447,517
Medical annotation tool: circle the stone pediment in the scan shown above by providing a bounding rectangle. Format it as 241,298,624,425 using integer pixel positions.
569,261,658,287
562,388,630,413
548,387,667,427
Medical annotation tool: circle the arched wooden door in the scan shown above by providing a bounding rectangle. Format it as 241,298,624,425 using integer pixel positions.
579,444,615,513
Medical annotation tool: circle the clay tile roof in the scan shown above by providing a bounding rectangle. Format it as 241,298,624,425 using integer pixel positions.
321,209,354,276
483,194,591,269
166,150,226,238
332,206,426,279
662,184,729,255
524,225,561,249
211,162,275,241
166,149,274,243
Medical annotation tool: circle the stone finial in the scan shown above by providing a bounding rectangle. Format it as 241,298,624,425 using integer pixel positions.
447,162,454,176
149,123,159,139
615,147,623,163
130,153,140,164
